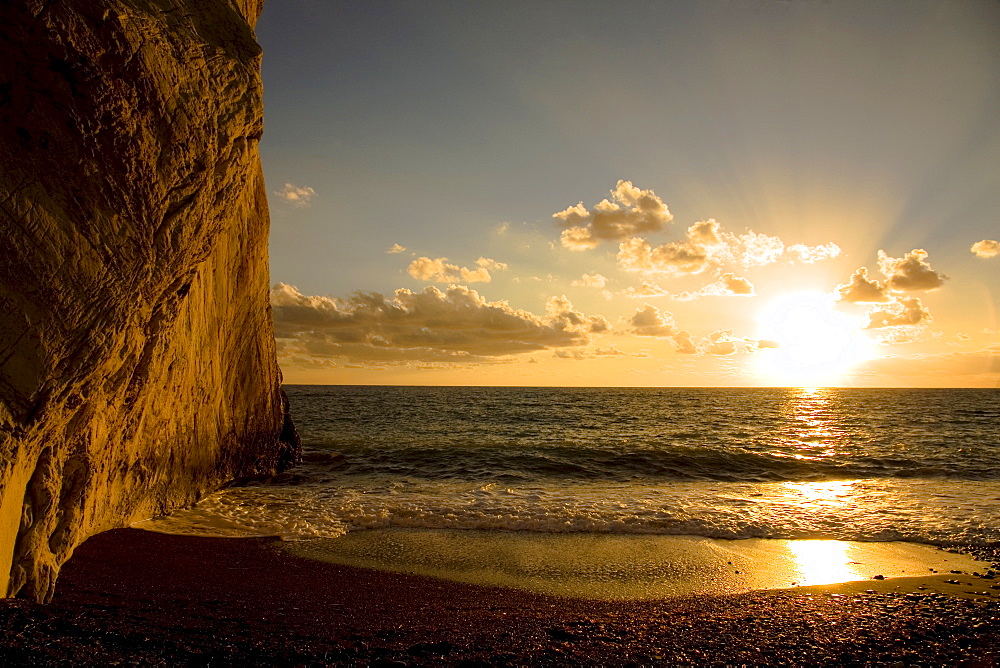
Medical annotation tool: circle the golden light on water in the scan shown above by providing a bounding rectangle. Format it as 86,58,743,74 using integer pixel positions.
779,481,869,585
781,479,857,505
756,291,873,387
787,540,862,586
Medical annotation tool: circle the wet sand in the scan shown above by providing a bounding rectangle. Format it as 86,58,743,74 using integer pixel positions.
1,528,999,665
282,528,991,599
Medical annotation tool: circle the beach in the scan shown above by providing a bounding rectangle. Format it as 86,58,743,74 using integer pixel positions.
2,528,999,665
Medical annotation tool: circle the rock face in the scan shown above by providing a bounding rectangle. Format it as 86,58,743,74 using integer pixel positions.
0,0,298,602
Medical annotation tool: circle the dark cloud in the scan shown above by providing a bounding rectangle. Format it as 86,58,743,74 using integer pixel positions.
877,249,947,292
866,297,930,329
836,267,890,303
554,180,674,250
271,283,607,366
628,304,699,354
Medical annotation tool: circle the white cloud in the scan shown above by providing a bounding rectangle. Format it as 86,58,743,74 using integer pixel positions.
475,257,509,272
554,180,674,250
784,243,843,264
386,243,407,254
271,283,608,366
877,249,947,292
703,330,740,356
407,256,507,284
553,345,634,360
617,218,840,278
674,273,755,301
274,183,316,207
971,239,1000,259
571,273,608,289
621,281,671,299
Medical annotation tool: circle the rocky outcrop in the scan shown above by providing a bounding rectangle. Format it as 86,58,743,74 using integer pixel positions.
0,0,298,602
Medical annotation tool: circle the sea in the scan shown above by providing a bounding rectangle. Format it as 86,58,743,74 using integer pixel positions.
142,386,1000,548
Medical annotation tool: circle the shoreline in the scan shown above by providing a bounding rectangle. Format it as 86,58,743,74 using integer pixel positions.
1,529,999,664
281,528,994,600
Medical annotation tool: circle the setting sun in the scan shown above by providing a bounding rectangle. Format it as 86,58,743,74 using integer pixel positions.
756,291,872,386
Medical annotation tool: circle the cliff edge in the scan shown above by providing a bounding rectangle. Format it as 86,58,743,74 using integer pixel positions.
0,0,299,602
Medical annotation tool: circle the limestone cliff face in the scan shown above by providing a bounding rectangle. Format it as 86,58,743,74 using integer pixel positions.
0,0,298,602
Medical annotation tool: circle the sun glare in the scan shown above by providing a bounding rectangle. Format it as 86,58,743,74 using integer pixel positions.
756,291,872,386
787,540,860,586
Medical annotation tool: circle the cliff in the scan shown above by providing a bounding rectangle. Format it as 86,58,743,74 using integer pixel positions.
0,0,298,602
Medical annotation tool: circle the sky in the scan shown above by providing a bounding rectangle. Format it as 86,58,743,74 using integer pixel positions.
257,0,1000,388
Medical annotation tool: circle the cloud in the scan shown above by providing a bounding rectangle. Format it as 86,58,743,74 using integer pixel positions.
274,183,316,207
674,273,755,301
784,243,843,264
971,239,1000,259
621,280,671,298
571,273,608,289
877,249,947,291
475,257,509,272
386,243,407,254
717,229,786,268
838,249,946,314
628,304,697,354
545,295,610,334
870,327,928,345
407,256,507,284
686,219,722,245
836,267,890,303
865,297,930,329
627,304,774,356
671,330,698,355
701,331,780,355
629,304,678,337
711,273,755,296
554,180,673,250
617,219,840,277
703,330,742,356
712,230,841,269
271,283,608,366
553,345,637,360
617,236,711,276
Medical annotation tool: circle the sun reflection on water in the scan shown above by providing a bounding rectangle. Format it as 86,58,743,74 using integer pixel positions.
781,479,857,506
787,540,862,586
779,388,850,461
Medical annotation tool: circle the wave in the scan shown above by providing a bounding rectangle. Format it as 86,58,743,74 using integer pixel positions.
137,477,1000,547
293,442,1000,483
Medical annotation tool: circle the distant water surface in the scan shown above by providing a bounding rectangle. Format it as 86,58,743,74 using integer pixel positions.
142,386,1000,546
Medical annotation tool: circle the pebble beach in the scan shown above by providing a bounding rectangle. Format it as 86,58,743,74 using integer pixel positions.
2,529,999,665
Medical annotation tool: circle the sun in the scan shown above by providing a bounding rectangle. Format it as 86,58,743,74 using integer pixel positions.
756,291,872,386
